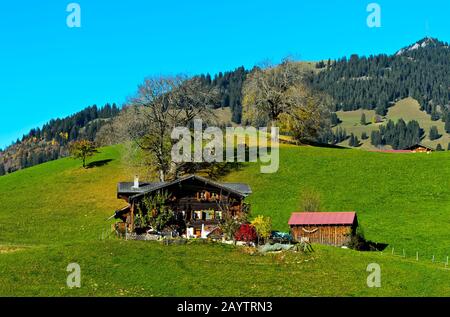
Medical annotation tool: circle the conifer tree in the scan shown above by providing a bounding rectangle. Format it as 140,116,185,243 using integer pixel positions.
360,113,367,126
429,126,440,140
445,116,450,134
349,134,355,146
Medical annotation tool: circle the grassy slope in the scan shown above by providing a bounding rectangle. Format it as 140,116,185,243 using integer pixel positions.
0,144,449,296
333,108,380,150
1,241,449,297
334,97,450,150
388,98,450,148
0,146,129,245
224,145,450,258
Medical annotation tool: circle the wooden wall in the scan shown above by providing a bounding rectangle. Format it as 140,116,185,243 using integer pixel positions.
290,224,353,246
413,147,431,153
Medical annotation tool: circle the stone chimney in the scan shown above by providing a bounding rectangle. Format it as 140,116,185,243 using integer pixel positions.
132,175,139,189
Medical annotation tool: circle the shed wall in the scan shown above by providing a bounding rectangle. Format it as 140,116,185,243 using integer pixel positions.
291,224,353,246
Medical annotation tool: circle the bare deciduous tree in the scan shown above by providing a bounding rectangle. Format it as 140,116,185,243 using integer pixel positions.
95,106,141,146
243,59,306,123
243,59,331,142
128,75,219,181
277,82,331,142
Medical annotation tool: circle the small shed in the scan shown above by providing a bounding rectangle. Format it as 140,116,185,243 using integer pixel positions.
288,212,357,246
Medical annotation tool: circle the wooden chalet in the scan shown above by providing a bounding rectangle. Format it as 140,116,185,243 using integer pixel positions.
112,174,251,238
288,212,358,247
372,143,434,154
403,143,434,153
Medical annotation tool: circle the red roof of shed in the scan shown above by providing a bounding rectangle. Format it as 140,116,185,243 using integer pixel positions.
288,212,357,226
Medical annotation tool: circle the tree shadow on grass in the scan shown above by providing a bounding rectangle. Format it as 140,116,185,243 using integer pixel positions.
349,233,389,251
86,159,113,169
302,140,350,150
358,240,389,252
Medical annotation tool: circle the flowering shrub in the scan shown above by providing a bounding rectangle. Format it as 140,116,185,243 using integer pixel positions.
234,224,257,242
251,215,272,243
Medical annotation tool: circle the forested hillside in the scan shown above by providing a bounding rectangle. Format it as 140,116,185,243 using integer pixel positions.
0,104,120,175
5,38,450,176
197,66,248,123
311,38,450,120
0,67,249,176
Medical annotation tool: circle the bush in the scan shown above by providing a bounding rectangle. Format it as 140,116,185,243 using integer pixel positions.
220,214,241,241
299,189,321,212
293,241,314,253
251,215,272,244
372,115,382,124
139,191,176,232
234,224,257,243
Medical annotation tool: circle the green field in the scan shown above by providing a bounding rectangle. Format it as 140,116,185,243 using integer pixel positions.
334,97,450,150
0,144,449,296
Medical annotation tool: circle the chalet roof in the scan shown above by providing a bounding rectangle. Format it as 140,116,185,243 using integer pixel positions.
288,212,357,226
109,204,131,220
118,174,252,201
117,182,168,196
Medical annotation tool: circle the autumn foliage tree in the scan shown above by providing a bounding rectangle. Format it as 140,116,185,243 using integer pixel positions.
243,59,331,142
69,140,99,168
234,224,257,243
251,215,272,245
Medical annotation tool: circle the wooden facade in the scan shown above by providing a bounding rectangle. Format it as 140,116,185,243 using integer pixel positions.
290,224,353,246
404,144,434,153
289,212,357,247
112,175,251,238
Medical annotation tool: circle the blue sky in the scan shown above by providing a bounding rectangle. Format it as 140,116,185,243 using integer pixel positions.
0,0,449,149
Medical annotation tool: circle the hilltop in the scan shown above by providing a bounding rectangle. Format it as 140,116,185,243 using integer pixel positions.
0,104,120,176
313,37,450,115
396,37,448,56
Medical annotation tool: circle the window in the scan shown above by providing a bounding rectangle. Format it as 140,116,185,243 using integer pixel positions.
193,210,202,220
205,210,214,220
192,210,216,221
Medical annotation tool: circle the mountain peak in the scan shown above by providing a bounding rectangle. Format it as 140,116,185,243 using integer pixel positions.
396,37,447,56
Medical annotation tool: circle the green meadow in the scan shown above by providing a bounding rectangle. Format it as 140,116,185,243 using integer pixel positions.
0,144,449,296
